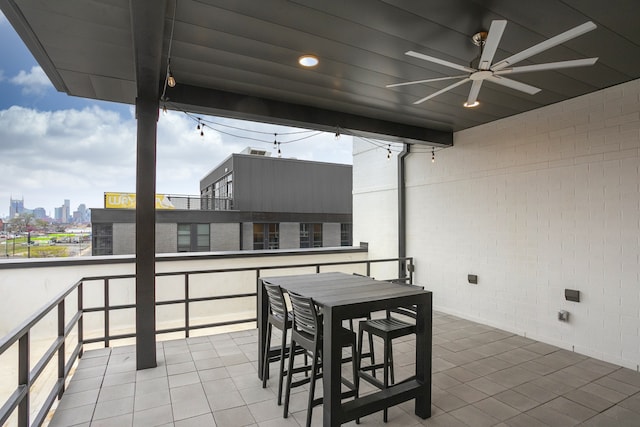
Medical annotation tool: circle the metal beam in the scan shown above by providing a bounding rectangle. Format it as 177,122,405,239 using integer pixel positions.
130,0,167,370
166,85,453,146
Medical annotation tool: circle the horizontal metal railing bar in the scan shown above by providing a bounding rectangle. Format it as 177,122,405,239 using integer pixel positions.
32,379,63,427
86,315,257,343
64,311,83,337
81,274,135,281
151,257,412,278
82,333,137,345
30,336,64,386
186,317,257,331
83,304,136,313
157,293,256,306
157,317,256,335
0,280,81,354
66,343,82,378
0,385,27,426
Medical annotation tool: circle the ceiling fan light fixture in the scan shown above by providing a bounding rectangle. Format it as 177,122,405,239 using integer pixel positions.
463,101,480,108
298,54,319,67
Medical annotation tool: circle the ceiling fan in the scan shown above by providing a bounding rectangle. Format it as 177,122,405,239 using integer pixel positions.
387,20,598,107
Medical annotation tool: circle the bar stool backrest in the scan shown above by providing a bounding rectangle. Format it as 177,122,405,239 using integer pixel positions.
387,282,424,319
288,292,320,338
265,283,288,322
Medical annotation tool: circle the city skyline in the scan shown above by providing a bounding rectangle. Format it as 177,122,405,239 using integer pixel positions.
6,195,90,223
0,11,354,219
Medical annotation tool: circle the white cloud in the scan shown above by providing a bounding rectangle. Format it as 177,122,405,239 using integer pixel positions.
10,66,53,95
0,106,353,217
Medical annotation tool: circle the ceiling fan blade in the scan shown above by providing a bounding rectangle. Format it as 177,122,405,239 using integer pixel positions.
493,57,598,75
386,75,468,88
413,78,471,104
406,50,475,73
492,21,597,71
478,20,507,70
466,80,483,105
486,75,541,95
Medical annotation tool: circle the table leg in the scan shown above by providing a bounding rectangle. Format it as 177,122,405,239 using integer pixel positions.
323,307,342,427
414,292,433,418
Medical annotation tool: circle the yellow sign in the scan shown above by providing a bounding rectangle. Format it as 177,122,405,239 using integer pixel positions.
104,193,175,209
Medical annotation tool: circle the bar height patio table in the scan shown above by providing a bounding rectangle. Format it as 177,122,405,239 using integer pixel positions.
258,272,432,426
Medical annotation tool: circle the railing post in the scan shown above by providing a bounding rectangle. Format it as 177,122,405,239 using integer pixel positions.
104,278,110,348
409,258,414,283
78,282,84,358
316,265,320,273
58,299,65,399
185,274,190,338
366,261,371,277
18,332,29,427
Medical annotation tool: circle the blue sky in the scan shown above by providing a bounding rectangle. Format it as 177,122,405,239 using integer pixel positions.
0,11,360,219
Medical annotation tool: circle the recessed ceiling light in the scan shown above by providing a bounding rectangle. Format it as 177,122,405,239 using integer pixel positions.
463,101,480,108
298,55,319,67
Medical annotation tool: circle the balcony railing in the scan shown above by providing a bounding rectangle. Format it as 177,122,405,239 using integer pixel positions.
168,195,234,211
0,255,413,427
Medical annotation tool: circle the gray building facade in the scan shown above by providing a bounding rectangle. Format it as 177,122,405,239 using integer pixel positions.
92,151,353,255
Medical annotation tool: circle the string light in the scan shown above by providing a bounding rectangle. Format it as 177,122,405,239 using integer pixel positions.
159,0,177,102
167,67,176,88
431,147,435,163
273,133,278,149
335,127,341,140
196,118,201,130
277,142,282,157
200,123,205,137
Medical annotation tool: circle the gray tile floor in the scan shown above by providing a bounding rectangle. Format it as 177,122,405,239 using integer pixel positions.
49,312,640,427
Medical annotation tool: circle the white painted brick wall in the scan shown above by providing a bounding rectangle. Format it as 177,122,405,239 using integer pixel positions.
355,78,640,369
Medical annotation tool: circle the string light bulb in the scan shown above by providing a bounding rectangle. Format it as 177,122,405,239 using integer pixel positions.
277,142,282,157
273,133,278,149
431,148,435,163
167,69,176,88
335,127,341,140
200,124,205,137
196,118,201,130
387,144,392,160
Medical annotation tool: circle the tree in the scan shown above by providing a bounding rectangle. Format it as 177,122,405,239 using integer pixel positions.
9,213,35,233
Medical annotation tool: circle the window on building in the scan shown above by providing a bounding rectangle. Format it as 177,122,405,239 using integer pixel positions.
92,223,113,255
213,173,233,210
341,223,352,246
300,223,323,248
253,223,279,250
177,224,210,252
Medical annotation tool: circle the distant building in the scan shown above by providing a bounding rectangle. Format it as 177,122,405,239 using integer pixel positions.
54,207,63,223
91,149,353,255
54,199,72,223
32,207,47,219
9,197,24,218
73,204,89,223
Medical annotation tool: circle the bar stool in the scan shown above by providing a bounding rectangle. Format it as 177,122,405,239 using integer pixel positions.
356,283,421,422
283,292,359,427
262,283,306,405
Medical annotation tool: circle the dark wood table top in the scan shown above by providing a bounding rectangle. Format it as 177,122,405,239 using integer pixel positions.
261,272,427,308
